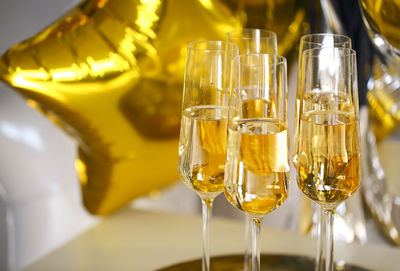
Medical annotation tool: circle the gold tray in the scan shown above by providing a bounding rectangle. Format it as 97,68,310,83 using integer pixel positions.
157,254,371,271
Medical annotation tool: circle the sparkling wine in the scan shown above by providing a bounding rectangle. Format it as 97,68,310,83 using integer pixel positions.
224,118,289,219
297,109,361,209
242,98,277,119
179,105,228,198
294,92,354,167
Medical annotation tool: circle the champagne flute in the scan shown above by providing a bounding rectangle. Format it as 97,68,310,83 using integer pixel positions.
227,28,277,271
178,40,238,271
224,54,289,271
293,34,351,167
296,47,360,271
227,28,277,54
293,34,351,270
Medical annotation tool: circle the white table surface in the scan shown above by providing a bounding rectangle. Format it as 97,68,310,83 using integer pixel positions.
22,208,399,271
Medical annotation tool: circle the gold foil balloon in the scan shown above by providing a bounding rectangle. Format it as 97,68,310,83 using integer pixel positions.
241,0,308,57
0,0,241,215
361,0,400,140
0,0,308,215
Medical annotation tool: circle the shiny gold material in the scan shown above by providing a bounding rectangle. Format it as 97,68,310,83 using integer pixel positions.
366,58,400,140
360,0,400,140
0,0,307,215
242,0,308,56
361,0,400,51
367,87,400,140
0,0,241,215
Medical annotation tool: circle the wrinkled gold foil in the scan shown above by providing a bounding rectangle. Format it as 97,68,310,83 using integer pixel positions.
0,0,241,215
0,0,307,215
241,0,308,57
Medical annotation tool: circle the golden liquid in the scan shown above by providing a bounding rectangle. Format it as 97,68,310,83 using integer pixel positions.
297,110,361,209
179,105,228,198
224,119,289,219
361,0,400,51
242,98,277,119
294,92,354,167
302,92,353,113
0,0,241,215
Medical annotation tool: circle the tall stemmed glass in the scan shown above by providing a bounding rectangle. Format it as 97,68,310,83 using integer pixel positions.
293,34,351,167
296,47,360,271
227,29,277,55
227,28,277,271
225,54,289,271
179,41,238,271
293,34,351,271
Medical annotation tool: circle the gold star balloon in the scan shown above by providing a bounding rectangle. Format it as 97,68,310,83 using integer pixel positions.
0,0,307,215
0,0,241,215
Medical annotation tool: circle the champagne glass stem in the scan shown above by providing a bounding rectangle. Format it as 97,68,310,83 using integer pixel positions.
251,218,262,271
244,218,251,271
315,206,323,271
201,198,213,271
316,209,334,271
324,209,334,271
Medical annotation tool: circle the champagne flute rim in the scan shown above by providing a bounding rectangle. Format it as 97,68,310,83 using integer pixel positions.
187,40,238,52
302,47,356,58
227,28,277,40
232,53,286,66
300,33,351,46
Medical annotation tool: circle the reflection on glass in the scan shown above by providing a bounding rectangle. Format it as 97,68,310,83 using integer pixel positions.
179,41,238,271
225,54,289,271
226,27,277,271
295,47,361,271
